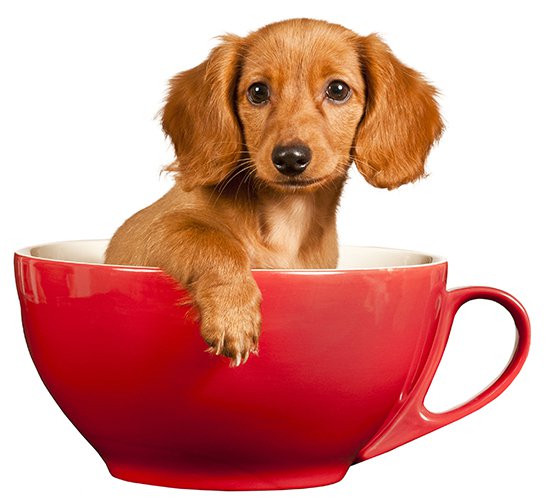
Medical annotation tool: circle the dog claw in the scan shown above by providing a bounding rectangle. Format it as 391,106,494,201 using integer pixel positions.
229,353,242,367
205,342,222,356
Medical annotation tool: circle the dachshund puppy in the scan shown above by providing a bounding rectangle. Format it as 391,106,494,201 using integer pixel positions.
105,18,443,366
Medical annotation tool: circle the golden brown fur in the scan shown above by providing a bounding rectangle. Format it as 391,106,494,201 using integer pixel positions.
105,19,443,365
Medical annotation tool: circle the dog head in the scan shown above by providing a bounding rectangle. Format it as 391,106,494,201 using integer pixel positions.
162,19,443,192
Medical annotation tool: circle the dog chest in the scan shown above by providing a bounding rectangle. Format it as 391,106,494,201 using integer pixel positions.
255,195,314,268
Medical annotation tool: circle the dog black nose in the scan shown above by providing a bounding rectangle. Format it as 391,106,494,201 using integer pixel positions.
271,143,312,176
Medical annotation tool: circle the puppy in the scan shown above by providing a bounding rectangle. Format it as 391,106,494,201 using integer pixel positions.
105,19,443,366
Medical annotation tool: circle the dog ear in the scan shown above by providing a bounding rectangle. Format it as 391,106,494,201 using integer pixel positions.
354,34,443,189
162,35,244,190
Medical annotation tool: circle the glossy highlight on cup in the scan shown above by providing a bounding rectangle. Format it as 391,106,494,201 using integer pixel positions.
14,240,530,490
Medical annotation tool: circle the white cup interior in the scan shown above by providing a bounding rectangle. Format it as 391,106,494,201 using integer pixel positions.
17,240,445,270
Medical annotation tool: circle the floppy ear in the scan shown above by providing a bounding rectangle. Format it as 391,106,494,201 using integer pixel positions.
354,35,443,189
162,35,244,191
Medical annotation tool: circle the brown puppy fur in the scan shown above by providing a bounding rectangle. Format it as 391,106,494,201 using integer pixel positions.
105,19,443,366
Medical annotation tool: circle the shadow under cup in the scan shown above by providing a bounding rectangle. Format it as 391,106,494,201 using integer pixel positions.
14,241,530,491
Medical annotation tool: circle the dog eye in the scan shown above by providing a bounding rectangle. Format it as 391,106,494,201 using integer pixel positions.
326,80,351,102
247,82,270,105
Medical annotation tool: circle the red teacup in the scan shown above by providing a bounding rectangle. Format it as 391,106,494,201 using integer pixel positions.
14,240,530,490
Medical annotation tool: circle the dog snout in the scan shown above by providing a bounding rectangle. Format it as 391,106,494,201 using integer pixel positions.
271,143,312,176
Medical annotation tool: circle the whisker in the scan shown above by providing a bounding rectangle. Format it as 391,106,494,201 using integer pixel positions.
210,162,255,205
234,162,257,203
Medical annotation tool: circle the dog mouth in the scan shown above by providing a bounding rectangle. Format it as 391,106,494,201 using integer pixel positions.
272,176,329,189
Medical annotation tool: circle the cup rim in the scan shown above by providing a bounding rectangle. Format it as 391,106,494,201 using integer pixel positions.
14,239,447,273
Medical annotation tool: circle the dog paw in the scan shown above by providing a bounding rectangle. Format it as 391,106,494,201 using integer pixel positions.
197,279,262,366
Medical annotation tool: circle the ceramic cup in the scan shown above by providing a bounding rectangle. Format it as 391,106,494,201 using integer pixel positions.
14,240,530,490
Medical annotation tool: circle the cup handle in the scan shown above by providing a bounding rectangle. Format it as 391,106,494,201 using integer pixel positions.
354,286,531,463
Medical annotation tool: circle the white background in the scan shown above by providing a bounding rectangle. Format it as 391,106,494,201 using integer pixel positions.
1,0,553,500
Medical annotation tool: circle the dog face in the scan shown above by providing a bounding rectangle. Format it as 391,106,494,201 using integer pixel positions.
236,22,366,191
162,19,443,192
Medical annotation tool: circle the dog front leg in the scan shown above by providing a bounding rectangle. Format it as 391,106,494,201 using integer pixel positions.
148,212,261,366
